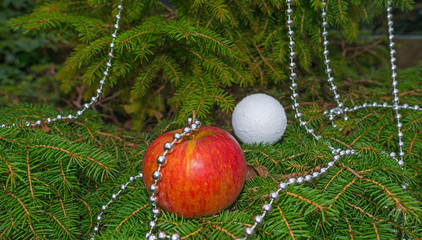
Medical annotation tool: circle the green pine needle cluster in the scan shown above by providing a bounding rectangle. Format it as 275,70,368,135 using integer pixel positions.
1,91,421,239
8,0,415,128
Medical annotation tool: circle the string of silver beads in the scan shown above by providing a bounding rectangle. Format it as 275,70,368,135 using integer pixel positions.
90,118,200,240
320,0,345,123
145,118,201,240
0,1,123,129
235,0,413,238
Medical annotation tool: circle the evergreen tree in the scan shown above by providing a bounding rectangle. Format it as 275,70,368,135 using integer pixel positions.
1,0,422,239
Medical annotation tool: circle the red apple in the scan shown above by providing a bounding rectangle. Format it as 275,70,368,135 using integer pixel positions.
142,126,246,218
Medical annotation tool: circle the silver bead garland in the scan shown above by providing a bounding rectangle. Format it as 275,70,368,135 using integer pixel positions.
0,0,419,239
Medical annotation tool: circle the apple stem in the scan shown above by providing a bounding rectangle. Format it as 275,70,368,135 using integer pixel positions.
192,111,196,124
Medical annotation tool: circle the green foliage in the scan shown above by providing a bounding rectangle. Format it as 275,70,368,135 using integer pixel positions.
1,82,422,239
8,0,415,129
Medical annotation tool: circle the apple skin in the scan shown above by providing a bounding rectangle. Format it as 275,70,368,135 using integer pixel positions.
142,126,246,218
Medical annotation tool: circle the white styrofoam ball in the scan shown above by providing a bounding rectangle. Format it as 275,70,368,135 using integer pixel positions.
232,93,287,145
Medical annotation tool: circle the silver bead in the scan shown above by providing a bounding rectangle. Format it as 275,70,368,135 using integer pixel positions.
340,150,345,156
322,21,328,28
97,215,102,221
334,94,340,100
278,182,287,190
390,152,396,157
183,126,192,135
149,221,156,229
286,0,293,3
112,33,116,38
344,116,348,121
111,193,117,200
164,142,173,151
397,123,402,128
345,149,351,155
93,226,99,232
334,155,340,161
245,227,254,238
399,141,404,147
254,215,264,225
288,30,294,37
398,160,405,166
101,205,107,210
300,121,307,126
287,19,293,27
57,115,62,120
84,103,90,109
322,31,328,37
328,77,334,83
157,155,166,165
35,120,41,125
262,204,272,213
396,114,402,119
120,184,126,190
129,176,135,182
414,105,419,110
399,151,405,157
47,118,52,123
331,85,337,91
320,168,327,173
291,82,298,89
290,72,297,79
362,103,367,107
296,176,304,184
171,233,180,240
393,89,399,95
77,111,82,116
191,123,199,131
138,172,143,178
288,177,296,184
158,232,167,240
110,43,114,48
290,51,296,58
304,175,312,181
286,9,293,16
152,171,161,181
325,68,332,74
117,5,123,10
327,161,334,167
289,41,295,48
149,195,157,204
149,184,158,193
403,103,408,108
292,93,298,98
146,233,155,240
383,102,388,107
295,112,302,118
323,49,329,56
307,128,314,134
312,172,319,178
152,207,161,217
269,191,279,200
322,12,327,18
388,20,393,27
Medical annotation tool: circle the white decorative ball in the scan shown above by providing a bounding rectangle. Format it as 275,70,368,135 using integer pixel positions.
232,93,287,145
